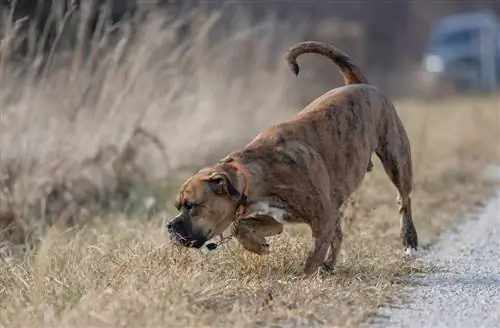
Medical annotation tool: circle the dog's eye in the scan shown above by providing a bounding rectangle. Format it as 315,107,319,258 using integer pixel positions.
211,177,224,185
184,202,197,211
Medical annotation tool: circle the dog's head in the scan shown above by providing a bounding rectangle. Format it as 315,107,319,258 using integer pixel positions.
167,164,244,248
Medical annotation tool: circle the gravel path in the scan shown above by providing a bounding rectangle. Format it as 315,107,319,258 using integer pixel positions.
367,189,500,328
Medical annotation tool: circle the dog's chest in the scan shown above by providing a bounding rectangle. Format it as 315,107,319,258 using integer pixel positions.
246,201,288,224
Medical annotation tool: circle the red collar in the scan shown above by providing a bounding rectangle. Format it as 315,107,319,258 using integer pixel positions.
225,159,250,215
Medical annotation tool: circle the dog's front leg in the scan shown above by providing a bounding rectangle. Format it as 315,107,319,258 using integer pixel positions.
235,224,270,255
235,214,284,255
303,210,339,277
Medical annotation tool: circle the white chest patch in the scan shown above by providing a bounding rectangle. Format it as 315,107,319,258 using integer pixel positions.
247,201,288,224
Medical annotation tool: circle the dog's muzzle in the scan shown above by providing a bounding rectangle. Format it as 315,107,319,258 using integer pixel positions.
167,215,206,249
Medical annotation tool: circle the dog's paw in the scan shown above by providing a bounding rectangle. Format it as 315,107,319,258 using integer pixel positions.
237,236,270,255
404,247,418,258
320,263,336,275
301,266,331,279
234,224,271,255
248,242,270,255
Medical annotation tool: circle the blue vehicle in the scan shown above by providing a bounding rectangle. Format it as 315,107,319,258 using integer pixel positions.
421,10,500,92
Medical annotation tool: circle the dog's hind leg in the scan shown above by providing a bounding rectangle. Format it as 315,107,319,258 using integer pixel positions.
376,128,418,256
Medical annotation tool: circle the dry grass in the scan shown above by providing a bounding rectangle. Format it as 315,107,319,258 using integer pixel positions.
0,8,499,328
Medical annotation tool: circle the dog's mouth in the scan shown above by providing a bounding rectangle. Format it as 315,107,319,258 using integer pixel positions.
168,229,206,249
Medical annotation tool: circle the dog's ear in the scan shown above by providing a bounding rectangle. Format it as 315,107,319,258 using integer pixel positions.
205,173,240,198
174,194,181,211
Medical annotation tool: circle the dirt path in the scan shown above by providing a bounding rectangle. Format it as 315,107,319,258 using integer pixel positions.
367,187,500,328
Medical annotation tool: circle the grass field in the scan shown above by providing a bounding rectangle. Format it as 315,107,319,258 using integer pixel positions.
0,10,499,328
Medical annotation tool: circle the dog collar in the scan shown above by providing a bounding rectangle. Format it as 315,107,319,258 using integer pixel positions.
205,158,250,252
225,158,250,215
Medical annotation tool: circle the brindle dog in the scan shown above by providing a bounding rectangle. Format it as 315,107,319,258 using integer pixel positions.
167,41,418,276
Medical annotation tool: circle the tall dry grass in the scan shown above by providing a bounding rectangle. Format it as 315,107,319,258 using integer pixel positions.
0,9,310,243
0,7,499,328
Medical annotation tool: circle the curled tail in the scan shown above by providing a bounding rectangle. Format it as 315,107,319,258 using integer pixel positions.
285,41,368,85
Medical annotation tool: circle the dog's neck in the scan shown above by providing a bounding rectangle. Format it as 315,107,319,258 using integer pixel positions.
220,157,264,204
221,157,289,225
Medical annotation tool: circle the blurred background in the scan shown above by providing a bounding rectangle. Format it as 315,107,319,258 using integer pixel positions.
2,0,500,96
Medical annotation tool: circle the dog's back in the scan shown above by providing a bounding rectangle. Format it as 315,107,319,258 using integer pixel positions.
236,41,406,201
244,43,390,186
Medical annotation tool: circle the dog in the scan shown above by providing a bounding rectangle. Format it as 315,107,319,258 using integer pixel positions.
167,41,418,276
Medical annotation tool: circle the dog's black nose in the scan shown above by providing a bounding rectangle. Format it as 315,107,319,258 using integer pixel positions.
167,218,183,232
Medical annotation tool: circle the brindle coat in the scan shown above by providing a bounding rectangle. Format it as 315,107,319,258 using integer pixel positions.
167,41,418,276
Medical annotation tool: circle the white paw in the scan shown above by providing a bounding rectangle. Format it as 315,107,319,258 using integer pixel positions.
405,247,418,258
339,249,349,263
